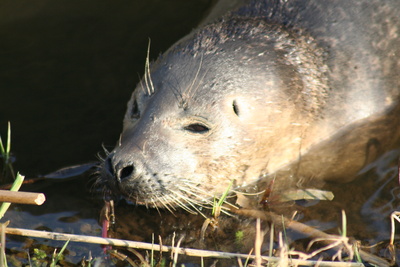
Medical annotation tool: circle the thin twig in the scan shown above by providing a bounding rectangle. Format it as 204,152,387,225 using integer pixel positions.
3,227,364,266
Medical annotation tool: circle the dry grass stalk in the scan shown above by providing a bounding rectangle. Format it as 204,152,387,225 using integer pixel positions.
126,248,149,267
0,223,5,267
4,227,365,266
390,211,400,246
254,218,263,267
172,236,184,267
231,208,390,267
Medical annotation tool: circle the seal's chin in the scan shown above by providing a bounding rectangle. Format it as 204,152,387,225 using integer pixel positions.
100,170,173,208
117,186,186,208
101,173,214,211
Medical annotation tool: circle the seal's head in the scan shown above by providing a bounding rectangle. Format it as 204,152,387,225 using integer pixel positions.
101,18,328,209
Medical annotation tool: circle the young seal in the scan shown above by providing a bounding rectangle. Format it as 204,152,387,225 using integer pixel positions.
100,0,400,209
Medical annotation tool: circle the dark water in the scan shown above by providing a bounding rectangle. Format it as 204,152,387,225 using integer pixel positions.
0,0,212,175
1,0,400,266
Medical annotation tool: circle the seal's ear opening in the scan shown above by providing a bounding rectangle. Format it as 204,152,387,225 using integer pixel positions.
232,100,240,116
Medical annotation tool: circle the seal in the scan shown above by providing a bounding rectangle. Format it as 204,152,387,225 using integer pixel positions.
100,0,400,210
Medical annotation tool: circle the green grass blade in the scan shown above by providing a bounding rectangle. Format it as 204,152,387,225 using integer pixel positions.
9,172,23,191
0,122,11,159
212,179,235,216
217,179,234,207
0,173,25,219
341,210,347,237
353,243,362,263
50,240,70,267
6,122,10,155
0,135,4,156
1,122,15,179
212,197,217,216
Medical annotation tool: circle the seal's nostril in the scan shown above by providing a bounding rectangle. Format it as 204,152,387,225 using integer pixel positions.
120,165,134,180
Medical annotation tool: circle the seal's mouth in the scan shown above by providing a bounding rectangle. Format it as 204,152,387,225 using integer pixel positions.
99,149,218,212
99,166,211,211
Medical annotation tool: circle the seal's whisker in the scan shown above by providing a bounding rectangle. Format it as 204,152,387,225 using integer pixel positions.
163,195,180,211
219,208,234,216
144,39,155,96
190,64,210,104
150,198,162,216
184,53,204,106
167,193,198,215
169,189,199,206
118,134,122,147
100,144,110,157
173,183,210,203
181,181,237,214
166,72,187,109
181,198,209,219
157,196,176,215
126,192,135,203
172,201,191,213
138,78,150,97
179,189,214,209
181,181,216,201
175,189,211,209
170,190,209,218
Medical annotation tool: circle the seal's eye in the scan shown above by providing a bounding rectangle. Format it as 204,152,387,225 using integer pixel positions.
184,123,210,134
232,100,240,116
130,99,140,119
